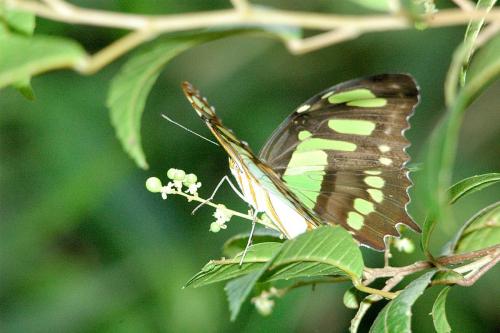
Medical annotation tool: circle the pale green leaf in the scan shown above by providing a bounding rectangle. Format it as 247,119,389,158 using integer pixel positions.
0,7,35,36
0,34,86,89
223,229,283,258
431,287,452,333
0,7,37,99
268,226,364,281
452,201,500,253
369,271,435,333
107,39,198,169
449,173,500,204
184,242,282,288
186,226,362,288
264,261,345,282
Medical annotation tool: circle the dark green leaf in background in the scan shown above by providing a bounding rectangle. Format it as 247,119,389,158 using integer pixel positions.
421,29,500,256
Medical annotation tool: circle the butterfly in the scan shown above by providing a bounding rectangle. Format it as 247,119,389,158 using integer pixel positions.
182,74,421,251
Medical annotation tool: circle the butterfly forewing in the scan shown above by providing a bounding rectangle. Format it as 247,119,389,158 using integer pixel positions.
259,74,420,250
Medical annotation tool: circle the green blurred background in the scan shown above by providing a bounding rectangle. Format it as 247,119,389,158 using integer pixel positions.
1,1,499,332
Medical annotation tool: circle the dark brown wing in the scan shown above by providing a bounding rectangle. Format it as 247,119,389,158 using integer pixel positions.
259,74,420,250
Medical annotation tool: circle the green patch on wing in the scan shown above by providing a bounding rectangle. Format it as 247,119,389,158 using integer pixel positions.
296,138,357,152
328,119,376,135
328,88,375,104
282,173,323,209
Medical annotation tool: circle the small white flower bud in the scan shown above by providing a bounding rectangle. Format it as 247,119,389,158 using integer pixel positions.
173,169,186,181
167,168,177,180
183,173,198,186
145,177,163,193
210,222,221,233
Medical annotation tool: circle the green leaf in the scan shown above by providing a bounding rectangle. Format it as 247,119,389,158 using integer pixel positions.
0,7,37,99
11,76,35,100
343,287,361,309
421,33,500,257
449,173,500,204
432,270,464,286
445,0,497,105
431,287,452,333
186,226,362,288
0,34,86,89
224,270,264,321
184,242,282,288
224,251,278,322
265,262,345,282
452,201,500,253
0,7,35,36
223,229,283,258
267,226,364,281
369,271,435,333
107,38,198,169
459,0,497,87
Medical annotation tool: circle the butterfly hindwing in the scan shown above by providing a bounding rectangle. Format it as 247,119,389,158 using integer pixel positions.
259,74,420,250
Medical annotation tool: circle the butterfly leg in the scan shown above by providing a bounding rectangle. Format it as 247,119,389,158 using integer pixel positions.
191,175,246,214
239,209,259,266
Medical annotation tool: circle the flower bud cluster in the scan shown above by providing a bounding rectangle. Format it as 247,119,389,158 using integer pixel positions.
145,168,202,200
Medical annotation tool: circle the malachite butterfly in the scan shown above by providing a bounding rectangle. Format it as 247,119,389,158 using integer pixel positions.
182,74,421,250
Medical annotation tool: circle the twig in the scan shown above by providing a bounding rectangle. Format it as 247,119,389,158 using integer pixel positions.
452,0,475,12
6,0,500,73
77,29,158,74
456,253,500,286
287,28,360,55
436,244,499,265
350,273,404,332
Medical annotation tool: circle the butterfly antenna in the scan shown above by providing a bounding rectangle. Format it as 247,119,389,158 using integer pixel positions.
161,114,219,146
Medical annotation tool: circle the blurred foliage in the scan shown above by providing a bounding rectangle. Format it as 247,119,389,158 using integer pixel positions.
1,1,499,332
